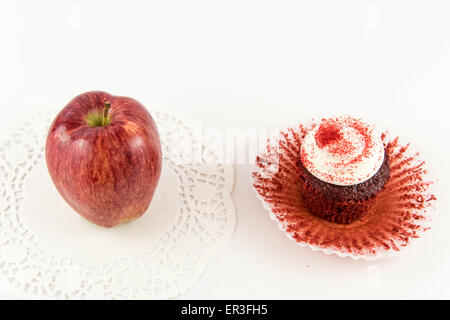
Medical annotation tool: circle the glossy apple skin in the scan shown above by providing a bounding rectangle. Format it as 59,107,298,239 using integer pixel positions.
45,91,162,228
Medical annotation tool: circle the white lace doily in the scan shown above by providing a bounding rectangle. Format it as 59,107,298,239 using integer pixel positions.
0,105,235,299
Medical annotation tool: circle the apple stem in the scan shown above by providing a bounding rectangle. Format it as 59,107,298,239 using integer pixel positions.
102,102,111,126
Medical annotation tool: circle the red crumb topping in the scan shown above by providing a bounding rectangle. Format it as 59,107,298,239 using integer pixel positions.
302,117,380,185
314,117,373,159
315,122,342,148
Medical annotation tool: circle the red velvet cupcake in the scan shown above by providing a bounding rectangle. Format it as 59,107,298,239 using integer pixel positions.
299,117,390,224
252,117,436,260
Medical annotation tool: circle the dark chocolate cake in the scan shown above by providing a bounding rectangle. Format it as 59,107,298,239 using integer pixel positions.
298,152,390,224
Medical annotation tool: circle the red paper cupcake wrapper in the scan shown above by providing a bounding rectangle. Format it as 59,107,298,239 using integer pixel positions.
252,125,436,260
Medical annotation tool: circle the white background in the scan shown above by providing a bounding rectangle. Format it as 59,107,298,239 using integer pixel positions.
1,0,449,299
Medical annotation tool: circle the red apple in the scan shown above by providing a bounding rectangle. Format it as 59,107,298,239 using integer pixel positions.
45,91,162,228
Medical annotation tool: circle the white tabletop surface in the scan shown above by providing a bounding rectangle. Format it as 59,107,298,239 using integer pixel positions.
1,0,449,299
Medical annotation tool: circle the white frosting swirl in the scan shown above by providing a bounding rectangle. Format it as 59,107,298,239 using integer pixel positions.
300,117,384,186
